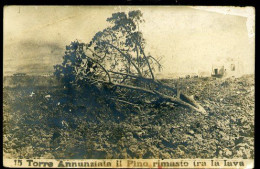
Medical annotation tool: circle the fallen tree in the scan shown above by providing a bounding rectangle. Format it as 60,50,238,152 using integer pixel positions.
54,10,206,114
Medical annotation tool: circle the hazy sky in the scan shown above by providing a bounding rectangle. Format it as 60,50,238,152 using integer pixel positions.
4,6,255,76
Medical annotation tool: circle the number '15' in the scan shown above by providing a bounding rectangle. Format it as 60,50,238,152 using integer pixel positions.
14,160,22,166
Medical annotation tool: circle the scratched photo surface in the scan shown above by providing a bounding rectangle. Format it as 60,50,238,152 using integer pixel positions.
3,6,254,159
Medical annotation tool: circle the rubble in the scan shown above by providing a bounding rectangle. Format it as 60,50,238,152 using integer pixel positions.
3,75,254,159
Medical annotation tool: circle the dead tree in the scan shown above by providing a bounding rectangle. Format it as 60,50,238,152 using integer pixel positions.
54,10,206,114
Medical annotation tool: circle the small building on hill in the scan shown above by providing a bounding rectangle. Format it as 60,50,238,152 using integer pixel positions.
211,58,240,78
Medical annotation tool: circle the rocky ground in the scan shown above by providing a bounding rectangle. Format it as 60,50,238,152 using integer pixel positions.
3,75,254,159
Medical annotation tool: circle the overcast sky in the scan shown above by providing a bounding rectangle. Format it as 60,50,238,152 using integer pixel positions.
4,6,255,77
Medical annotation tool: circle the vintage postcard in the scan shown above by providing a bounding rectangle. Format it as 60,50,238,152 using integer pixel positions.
3,6,254,168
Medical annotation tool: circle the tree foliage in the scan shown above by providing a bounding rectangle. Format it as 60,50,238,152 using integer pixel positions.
53,41,96,89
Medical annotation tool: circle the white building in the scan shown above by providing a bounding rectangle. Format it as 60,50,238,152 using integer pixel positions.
211,58,241,78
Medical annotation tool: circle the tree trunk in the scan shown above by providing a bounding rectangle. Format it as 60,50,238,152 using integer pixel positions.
107,81,207,114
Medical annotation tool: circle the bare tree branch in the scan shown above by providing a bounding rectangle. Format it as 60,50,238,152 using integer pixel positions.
83,52,112,83
121,25,155,80
147,55,162,68
105,42,143,76
110,98,140,108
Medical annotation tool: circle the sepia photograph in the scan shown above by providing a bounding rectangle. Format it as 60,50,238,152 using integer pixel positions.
3,6,255,168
